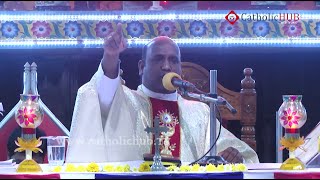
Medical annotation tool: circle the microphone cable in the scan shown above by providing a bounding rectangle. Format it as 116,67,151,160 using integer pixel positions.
183,86,223,166
188,103,223,166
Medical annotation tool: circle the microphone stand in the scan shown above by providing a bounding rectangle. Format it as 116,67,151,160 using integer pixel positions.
180,70,228,166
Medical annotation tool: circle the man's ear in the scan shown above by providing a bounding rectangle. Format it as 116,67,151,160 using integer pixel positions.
138,60,145,76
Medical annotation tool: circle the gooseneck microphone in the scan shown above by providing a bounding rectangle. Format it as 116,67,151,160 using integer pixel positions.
217,96,237,114
162,72,196,91
162,72,237,114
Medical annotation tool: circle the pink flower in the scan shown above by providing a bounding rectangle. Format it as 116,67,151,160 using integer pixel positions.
282,22,303,37
219,20,240,37
31,21,52,38
95,21,113,38
157,20,176,37
17,107,37,126
281,108,300,128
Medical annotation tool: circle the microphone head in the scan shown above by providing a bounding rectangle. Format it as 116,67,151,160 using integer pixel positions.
162,72,182,91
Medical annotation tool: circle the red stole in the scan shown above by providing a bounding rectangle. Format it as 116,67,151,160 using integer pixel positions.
149,97,181,159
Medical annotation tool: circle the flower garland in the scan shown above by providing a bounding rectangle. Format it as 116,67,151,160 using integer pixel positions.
51,162,247,173
167,163,247,172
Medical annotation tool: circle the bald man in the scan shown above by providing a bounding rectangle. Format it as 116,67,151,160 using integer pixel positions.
66,23,259,164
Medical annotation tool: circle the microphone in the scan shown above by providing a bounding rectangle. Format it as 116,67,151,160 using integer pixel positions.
162,72,196,91
162,72,237,114
217,96,237,114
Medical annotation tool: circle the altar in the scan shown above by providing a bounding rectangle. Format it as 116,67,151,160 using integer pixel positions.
1,162,320,179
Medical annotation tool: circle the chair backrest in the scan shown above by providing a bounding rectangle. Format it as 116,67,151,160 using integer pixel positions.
180,62,257,151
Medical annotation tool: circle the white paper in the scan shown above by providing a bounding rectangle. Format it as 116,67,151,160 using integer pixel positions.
0,159,17,174
0,159,16,166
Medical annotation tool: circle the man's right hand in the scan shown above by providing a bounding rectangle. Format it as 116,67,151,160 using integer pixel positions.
102,23,127,79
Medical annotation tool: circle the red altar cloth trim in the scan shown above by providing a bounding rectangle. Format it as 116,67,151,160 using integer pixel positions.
274,172,320,179
0,173,60,179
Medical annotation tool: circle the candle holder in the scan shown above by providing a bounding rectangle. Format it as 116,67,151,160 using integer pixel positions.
278,95,307,170
15,94,44,173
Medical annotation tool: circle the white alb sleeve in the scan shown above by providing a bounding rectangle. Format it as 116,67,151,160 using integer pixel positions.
96,62,121,116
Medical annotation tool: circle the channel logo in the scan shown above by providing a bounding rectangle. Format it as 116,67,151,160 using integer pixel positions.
225,10,239,25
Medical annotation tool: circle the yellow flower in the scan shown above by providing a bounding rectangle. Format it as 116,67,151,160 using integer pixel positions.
102,164,131,172
65,164,77,172
86,162,100,172
77,165,86,172
123,164,131,172
231,164,237,172
280,137,305,152
114,165,125,172
235,164,247,171
52,166,62,172
179,165,191,172
167,165,177,171
103,164,114,172
205,163,217,172
216,164,224,171
191,164,200,172
14,137,43,153
138,162,151,172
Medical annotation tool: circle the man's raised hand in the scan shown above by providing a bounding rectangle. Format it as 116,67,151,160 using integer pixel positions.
102,23,127,79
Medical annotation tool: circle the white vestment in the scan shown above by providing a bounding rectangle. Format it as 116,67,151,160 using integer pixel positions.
66,64,259,163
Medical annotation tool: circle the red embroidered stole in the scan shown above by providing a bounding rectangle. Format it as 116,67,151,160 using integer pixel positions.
149,97,181,159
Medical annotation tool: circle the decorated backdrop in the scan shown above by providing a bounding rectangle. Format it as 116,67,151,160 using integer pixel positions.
0,10,320,48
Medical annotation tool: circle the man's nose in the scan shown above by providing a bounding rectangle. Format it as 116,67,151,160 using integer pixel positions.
161,60,171,71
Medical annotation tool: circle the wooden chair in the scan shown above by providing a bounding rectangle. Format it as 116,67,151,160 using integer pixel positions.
180,62,257,151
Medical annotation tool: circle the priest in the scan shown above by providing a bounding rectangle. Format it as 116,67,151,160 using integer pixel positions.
66,23,259,164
